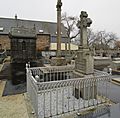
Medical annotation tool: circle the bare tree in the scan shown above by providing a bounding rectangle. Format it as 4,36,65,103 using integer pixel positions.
114,40,120,49
92,31,118,50
62,13,118,52
73,28,97,46
61,12,79,53
87,29,97,46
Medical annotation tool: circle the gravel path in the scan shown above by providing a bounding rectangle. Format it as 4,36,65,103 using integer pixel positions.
0,81,29,118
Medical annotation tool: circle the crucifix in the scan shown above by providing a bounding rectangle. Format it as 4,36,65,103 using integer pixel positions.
77,11,92,48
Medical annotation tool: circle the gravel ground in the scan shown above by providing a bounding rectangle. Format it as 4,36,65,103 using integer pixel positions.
0,81,29,118
0,80,36,118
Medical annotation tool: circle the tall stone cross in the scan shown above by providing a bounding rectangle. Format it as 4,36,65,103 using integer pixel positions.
56,0,62,57
77,11,92,48
75,11,94,75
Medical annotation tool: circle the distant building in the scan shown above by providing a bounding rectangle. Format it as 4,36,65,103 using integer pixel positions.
9,26,37,63
0,16,68,55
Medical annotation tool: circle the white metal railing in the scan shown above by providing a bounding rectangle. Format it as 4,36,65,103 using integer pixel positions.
26,64,111,118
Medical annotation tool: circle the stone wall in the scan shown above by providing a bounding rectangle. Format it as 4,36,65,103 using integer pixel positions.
0,34,50,51
0,35,10,50
36,34,50,51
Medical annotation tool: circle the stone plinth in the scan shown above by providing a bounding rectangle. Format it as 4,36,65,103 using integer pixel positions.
75,11,94,75
75,48,94,75
74,48,95,99
51,57,66,66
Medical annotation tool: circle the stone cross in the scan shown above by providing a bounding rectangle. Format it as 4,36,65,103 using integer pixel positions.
56,0,62,57
56,0,62,11
77,11,92,48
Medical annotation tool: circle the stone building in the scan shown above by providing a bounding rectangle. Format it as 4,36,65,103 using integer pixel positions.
0,16,68,55
9,26,37,63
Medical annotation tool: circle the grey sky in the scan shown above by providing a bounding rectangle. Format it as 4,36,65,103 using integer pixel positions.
0,0,120,37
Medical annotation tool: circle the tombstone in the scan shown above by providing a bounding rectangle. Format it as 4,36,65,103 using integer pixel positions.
9,26,37,84
75,11,94,75
74,11,96,99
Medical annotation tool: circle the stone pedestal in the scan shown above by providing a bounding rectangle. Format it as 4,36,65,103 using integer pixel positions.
74,48,95,99
75,48,94,75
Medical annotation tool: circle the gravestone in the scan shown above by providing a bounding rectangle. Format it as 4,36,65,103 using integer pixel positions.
74,11,96,99
75,11,94,75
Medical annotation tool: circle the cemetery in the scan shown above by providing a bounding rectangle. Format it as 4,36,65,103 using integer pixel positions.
0,0,120,118
26,1,111,118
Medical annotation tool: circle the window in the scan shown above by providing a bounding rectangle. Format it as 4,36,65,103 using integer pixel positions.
39,30,44,33
0,27,4,32
0,44,2,50
22,41,26,50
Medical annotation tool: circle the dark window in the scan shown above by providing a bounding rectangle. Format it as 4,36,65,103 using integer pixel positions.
0,44,2,50
22,41,26,50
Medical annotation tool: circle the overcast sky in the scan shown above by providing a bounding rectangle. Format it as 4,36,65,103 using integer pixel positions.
0,0,120,37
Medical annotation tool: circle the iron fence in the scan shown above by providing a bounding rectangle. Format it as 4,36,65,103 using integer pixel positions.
26,64,111,118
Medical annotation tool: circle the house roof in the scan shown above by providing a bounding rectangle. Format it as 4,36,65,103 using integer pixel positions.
9,26,37,39
0,17,67,37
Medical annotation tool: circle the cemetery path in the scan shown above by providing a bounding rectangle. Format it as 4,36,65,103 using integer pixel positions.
0,80,36,118
0,81,29,118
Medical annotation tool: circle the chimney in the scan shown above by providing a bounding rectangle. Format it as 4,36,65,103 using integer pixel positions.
15,14,17,20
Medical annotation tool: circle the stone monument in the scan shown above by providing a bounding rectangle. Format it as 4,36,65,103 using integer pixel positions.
75,11,94,75
56,0,62,57
74,11,96,99
51,0,66,66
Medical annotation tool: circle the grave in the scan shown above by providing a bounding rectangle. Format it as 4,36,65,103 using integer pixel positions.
73,11,96,99
26,1,111,118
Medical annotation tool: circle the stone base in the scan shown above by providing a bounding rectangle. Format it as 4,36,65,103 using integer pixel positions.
75,47,94,75
51,57,66,66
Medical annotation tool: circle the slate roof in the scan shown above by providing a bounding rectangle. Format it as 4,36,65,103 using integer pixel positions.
0,17,67,37
9,26,37,39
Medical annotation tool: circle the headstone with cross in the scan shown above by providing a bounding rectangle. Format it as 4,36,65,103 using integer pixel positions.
74,11,96,100
75,11,94,75
77,11,92,49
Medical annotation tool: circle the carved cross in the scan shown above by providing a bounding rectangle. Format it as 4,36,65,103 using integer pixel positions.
77,11,92,48
56,0,62,11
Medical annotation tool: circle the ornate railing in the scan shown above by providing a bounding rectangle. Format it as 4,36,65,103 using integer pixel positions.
26,65,111,118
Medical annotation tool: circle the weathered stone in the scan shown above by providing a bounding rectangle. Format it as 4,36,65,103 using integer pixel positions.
51,0,66,66
51,57,66,66
36,34,50,51
74,11,96,99
75,11,94,75
9,26,37,63
56,0,62,57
